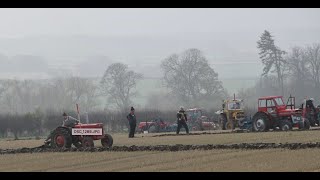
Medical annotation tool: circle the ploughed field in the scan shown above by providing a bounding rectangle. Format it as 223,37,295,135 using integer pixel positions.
1,128,320,172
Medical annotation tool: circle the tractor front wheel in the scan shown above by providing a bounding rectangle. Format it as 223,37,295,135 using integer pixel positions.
82,137,94,148
280,120,293,131
101,134,113,148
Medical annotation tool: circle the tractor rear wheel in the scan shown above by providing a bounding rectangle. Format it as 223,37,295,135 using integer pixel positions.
280,120,293,131
252,113,270,132
101,134,113,148
51,128,72,149
82,136,94,148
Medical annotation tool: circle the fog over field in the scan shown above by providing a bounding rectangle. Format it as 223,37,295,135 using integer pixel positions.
0,8,319,111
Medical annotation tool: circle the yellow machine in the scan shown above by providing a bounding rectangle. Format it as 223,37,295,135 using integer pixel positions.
216,94,246,130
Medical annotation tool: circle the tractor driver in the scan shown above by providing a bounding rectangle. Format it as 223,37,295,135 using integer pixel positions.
44,112,80,145
62,112,80,127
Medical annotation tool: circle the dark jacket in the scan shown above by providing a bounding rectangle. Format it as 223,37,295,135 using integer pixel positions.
306,100,316,112
177,110,188,122
127,113,137,125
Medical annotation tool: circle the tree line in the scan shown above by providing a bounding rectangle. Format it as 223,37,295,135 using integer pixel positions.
239,30,320,109
0,48,225,139
2,29,318,139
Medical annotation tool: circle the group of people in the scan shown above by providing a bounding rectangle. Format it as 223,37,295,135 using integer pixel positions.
45,105,190,142
126,106,189,138
45,97,320,141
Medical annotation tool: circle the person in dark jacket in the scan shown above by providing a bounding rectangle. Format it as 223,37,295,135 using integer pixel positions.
306,98,316,112
176,106,189,134
306,98,318,122
127,107,137,138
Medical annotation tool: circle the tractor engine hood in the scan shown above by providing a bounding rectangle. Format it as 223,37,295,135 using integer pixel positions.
74,123,103,128
278,108,302,116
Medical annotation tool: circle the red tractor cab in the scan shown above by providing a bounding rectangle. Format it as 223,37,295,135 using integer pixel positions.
252,95,310,132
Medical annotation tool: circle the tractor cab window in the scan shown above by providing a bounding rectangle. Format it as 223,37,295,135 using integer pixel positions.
228,102,243,110
267,99,275,107
267,99,276,113
186,110,202,121
274,98,284,106
259,99,266,107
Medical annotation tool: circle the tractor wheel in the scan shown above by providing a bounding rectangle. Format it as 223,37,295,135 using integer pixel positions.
73,141,82,148
72,136,82,148
82,136,94,148
148,125,157,133
219,114,227,130
101,134,113,148
252,113,270,132
225,121,235,130
280,120,293,131
51,128,72,149
304,118,311,130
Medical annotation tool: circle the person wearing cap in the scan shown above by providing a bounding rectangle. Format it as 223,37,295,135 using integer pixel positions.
176,106,189,135
127,107,137,138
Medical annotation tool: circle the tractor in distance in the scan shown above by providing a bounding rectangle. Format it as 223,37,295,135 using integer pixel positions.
185,108,216,131
216,94,251,131
251,95,310,132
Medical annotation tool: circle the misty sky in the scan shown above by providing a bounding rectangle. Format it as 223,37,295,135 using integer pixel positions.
0,8,319,82
0,8,319,37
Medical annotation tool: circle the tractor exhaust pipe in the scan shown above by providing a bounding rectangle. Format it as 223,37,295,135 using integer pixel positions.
86,112,89,124
76,104,81,123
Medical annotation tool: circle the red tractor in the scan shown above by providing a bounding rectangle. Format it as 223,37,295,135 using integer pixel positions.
48,123,113,148
186,108,216,131
138,118,177,133
252,95,310,132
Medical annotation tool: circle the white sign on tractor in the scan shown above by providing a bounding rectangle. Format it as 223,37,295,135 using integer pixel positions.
72,128,102,135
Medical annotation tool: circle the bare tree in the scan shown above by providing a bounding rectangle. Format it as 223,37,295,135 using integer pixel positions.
160,48,224,107
286,46,311,96
65,76,99,112
305,44,320,90
100,63,143,112
257,30,286,95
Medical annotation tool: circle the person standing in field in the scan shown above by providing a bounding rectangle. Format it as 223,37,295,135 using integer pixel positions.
176,106,189,135
127,107,137,138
